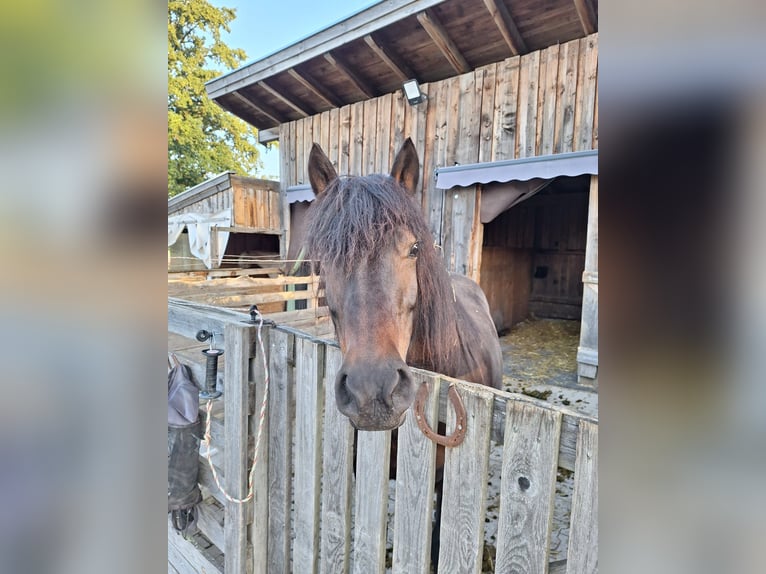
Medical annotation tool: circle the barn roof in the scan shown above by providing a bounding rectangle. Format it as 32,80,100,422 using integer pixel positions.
205,0,598,132
168,171,235,215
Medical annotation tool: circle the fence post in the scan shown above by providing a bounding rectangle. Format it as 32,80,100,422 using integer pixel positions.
293,336,325,574
251,324,271,574
566,420,598,573
223,322,253,574
268,329,293,574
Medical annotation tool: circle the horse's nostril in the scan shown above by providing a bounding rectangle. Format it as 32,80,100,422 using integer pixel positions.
336,373,353,410
391,368,414,405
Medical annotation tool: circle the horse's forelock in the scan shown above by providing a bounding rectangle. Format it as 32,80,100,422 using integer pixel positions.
306,175,421,275
306,173,460,368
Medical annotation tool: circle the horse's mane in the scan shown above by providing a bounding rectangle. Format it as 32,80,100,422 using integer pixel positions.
305,174,460,370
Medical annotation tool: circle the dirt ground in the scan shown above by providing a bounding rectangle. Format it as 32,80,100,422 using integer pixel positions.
500,318,597,418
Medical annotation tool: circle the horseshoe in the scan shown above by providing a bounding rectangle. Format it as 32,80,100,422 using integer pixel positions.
413,382,467,447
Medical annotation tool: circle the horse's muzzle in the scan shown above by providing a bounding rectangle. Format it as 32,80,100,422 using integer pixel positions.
334,358,415,431
348,410,407,432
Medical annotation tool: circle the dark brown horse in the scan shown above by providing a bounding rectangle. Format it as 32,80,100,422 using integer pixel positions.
307,138,503,571
306,137,503,429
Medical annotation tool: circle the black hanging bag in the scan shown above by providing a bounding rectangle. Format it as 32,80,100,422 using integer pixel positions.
167,357,202,536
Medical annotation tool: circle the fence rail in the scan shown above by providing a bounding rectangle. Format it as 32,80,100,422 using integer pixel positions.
169,270,322,314
168,299,597,574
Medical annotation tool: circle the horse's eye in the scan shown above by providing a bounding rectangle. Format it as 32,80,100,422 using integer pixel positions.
408,242,420,258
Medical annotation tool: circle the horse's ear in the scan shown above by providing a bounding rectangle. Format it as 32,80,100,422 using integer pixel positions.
308,143,338,197
390,138,419,196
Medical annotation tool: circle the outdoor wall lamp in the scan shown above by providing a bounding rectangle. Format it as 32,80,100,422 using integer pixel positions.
402,78,426,105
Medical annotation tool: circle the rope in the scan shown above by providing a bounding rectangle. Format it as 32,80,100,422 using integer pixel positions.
201,309,270,504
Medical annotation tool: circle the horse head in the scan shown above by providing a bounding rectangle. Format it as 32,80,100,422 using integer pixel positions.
307,139,424,431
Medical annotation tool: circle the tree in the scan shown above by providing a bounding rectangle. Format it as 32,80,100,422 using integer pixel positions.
168,0,261,197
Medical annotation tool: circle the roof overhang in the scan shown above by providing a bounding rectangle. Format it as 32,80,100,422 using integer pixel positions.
286,184,314,204
168,171,234,214
205,0,598,130
434,150,598,189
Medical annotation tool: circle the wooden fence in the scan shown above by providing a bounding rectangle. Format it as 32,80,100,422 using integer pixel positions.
168,269,323,317
168,299,598,574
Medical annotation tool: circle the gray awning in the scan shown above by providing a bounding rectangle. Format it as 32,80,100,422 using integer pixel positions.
286,184,314,204
435,150,598,189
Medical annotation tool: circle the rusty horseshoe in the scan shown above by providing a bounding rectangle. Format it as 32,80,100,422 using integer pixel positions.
413,382,467,447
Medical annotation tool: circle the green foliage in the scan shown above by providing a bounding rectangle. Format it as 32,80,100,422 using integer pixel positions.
168,0,261,197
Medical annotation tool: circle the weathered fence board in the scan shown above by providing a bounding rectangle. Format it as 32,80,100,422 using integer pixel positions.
251,326,270,574
320,345,355,574
267,329,294,574
438,382,494,574
495,402,562,573
392,373,441,574
566,420,598,574
168,297,247,343
198,457,226,507
293,337,325,574
352,430,392,574
196,498,225,551
168,522,223,574
223,323,253,574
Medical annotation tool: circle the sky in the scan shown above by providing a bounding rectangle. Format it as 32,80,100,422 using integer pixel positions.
210,0,380,178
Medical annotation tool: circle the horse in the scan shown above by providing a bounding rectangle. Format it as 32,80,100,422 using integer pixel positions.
305,138,503,570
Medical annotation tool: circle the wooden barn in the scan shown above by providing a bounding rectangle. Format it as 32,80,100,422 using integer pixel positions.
206,1,599,384
168,172,284,273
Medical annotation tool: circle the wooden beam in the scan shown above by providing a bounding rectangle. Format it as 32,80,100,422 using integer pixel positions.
363,33,415,83
416,9,470,74
230,90,282,126
256,79,310,117
324,52,376,99
572,0,597,35
482,0,527,56
287,68,345,108
213,98,263,131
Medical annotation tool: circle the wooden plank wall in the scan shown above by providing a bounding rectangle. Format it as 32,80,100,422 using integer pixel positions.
173,176,282,234
279,33,598,251
230,176,282,232
527,189,589,320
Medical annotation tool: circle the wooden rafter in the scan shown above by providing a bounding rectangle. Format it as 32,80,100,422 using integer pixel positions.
482,0,527,56
287,68,345,109
205,0,446,100
572,0,597,35
363,33,415,83
256,80,310,117
230,91,282,126
416,9,470,74
324,52,376,99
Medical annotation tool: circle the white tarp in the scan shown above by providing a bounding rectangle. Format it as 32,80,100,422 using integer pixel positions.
167,208,232,269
